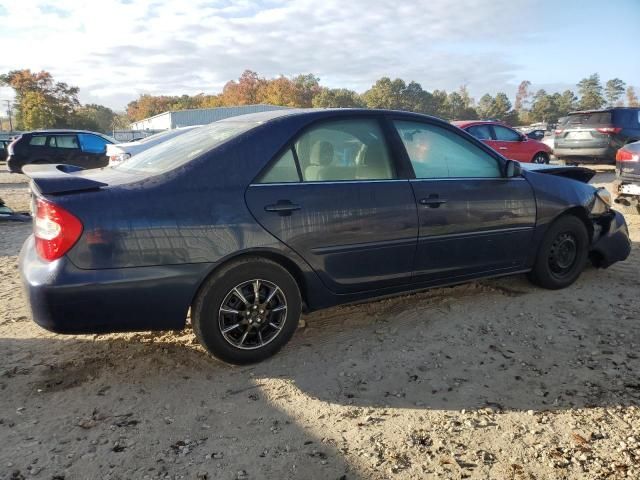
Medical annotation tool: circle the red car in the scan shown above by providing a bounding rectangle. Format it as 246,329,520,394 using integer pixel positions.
453,120,552,164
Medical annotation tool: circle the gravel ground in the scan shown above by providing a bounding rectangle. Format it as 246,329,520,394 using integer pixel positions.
1,167,639,480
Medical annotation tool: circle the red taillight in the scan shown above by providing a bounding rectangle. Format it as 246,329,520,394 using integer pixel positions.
616,149,639,162
596,127,622,134
34,198,83,261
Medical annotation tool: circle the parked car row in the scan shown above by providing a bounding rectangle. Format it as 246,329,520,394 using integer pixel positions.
554,107,640,165
19,108,630,364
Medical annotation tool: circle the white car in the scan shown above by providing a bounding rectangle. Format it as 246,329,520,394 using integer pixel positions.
107,126,201,165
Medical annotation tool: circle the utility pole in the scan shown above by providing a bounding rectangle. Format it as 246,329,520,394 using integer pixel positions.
3,100,13,132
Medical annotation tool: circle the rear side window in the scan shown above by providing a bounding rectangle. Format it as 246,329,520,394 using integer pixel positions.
566,112,612,125
257,148,300,183
257,119,396,183
394,121,501,179
51,135,79,149
466,125,492,140
493,125,521,141
78,133,109,153
29,136,47,146
296,119,395,181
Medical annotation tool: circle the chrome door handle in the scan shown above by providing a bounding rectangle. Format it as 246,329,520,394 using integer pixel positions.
499,147,508,150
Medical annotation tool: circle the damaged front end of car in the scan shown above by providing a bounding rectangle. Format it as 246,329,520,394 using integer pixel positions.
586,187,631,268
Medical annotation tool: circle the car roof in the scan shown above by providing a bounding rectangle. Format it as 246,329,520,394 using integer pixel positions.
216,107,452,126
568,107,640,114
25,129,110,135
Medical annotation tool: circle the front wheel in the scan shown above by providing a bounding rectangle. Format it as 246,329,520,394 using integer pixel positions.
532,152,550,164
192,257,301,364
528,215,589,289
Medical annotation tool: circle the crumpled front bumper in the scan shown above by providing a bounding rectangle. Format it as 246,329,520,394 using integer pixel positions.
589,210,631,268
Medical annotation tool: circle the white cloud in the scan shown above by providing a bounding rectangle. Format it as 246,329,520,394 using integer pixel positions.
0,0,541,109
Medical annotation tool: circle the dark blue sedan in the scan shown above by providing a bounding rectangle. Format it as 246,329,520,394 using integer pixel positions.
20,109,631,364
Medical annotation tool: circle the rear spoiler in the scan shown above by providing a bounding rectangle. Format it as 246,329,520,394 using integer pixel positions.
22,164,108,195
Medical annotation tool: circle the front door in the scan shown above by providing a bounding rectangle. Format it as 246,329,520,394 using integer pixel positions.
245,117,419,294
491,124,531,162
391,119,537,283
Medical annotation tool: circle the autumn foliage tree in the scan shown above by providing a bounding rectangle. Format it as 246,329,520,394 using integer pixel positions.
1,69,80,130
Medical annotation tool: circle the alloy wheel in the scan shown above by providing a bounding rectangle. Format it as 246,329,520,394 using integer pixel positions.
218,279,287,350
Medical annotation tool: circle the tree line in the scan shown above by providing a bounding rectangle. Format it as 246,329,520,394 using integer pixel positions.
2,69,638,133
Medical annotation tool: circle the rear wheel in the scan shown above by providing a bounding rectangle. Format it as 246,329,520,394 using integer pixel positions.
528,215,589,289
192,257,301,365
532,152,550,164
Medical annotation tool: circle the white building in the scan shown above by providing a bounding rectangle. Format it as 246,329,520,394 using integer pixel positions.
129,104,290,131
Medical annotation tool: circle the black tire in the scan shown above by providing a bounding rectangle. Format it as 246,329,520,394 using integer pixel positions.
528,215,589,290
532,152,550,164
192,257,301,365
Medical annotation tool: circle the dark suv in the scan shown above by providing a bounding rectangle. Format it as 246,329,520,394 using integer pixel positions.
7,130,115,173
554,107,640,164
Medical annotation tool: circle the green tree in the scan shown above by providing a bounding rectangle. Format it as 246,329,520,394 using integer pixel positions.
429,89,449,119
577,73,605,110
626,86,639,107
556,90,578,117
72,104,116,133
476,94,494,119
20,90,56,129
312,88,364,108
604,78,626,107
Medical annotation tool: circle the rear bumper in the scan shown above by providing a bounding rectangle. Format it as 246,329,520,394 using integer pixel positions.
19,235,213,334
590,210,631,268
6,156,24,173
554,146,616,161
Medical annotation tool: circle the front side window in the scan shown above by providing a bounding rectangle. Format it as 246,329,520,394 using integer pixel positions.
52,135,79,149
257,118,396,183
466,124,492,140
492,125,521,142
29,136,46,146
78,133,109,154
394,121,502,179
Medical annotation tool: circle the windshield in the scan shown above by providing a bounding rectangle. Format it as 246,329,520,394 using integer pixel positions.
114,121,260,173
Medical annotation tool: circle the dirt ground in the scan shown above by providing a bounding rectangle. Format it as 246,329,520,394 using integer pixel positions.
1,164,639,480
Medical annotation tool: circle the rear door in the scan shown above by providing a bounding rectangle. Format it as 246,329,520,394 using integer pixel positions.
391,119,536,283
245,116,419,294
49,134,84,165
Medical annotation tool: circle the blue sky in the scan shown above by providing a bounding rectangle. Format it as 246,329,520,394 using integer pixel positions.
0,0,638,110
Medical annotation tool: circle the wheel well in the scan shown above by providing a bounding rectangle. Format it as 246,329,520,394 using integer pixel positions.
557,206,593,239
533,151,549,160
191,251,309,312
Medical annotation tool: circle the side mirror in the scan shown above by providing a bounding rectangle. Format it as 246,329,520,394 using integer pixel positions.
505,159,522,178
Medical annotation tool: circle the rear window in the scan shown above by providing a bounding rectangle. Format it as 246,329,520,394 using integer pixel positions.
565,112,612,126
114,121,260,173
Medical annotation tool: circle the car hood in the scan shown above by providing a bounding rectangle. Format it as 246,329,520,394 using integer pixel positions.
520,163,595,183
